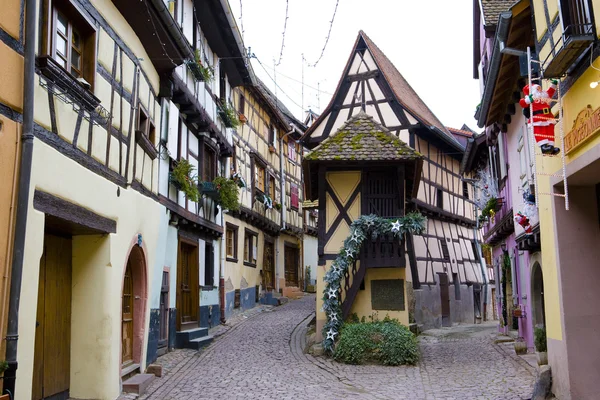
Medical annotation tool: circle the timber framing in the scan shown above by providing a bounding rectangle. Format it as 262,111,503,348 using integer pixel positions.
229,206,280,237
160,195,223,239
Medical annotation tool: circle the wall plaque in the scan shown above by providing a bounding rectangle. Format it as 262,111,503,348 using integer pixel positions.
371,279,405,311
564,105,600,154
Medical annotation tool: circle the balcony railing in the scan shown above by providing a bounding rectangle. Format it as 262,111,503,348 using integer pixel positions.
360,233,406,268
542,22,594,77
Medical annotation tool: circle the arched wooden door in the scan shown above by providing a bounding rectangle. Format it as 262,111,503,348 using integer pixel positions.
122,260,134,367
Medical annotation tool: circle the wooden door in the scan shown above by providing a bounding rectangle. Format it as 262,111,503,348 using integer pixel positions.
284,245,299,287
158,271,169,349
439,273,451,327
176,240,199,331
122,261,134,367
262,240,275,290
33,234,72,400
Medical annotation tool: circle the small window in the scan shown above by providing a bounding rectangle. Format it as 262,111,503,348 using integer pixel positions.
269,175,276,201
269,125,276,146
437,188,444,209
219,60,226,104
290,183,299,209
288,140,296,161
137,106,156,143
238,92,245,115
471,241,480,261
256,164,266,192
243,229,258,267
462,181,469,199
226,224,238,261
205,243,214,287
203,144,216,182
232,144,237,173
440,239,450,261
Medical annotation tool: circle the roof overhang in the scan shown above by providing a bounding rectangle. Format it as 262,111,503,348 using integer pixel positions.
476,0,532,128
111,0,194,74
460,133,489,174
194,0,252,86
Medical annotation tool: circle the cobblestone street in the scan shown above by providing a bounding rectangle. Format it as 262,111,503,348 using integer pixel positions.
136,295,535,400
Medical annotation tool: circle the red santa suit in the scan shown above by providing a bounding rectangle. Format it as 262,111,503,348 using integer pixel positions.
514,212,533,236
519,83,557,149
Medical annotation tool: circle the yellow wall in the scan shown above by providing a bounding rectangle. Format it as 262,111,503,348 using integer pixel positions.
349,268,409,326
223,216,263,292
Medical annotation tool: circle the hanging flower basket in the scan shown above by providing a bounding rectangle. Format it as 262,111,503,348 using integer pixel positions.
200,181,221,200
170,159,199,203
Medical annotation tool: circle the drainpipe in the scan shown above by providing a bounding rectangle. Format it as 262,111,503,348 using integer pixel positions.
219,158,228,323
4,0,37,396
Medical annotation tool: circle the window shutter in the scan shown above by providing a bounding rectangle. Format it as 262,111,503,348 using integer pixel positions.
288,141,296,161
291,184,299,209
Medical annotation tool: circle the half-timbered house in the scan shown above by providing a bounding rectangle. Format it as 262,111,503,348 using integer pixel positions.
0,0,196,397
154,0,250,355
224,77,306,314
302,31,485,338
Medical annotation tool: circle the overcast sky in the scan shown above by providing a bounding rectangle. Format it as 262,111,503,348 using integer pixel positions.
228,0,482,131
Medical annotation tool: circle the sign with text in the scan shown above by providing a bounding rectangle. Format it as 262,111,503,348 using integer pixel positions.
371,279,405,311
564,105,600,154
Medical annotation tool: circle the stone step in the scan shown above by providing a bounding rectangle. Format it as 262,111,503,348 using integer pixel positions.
185,335,214,350
176,327,209,347
123,373,155,395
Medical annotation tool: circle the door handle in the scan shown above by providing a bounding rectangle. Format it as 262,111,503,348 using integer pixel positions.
36,321,40,327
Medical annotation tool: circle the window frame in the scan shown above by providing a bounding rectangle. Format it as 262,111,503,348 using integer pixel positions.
436,188,444,210
135,104,158,159
290,182,299,210
440,239,450,261
243,228,259,267
255,163,266,193
225,223,239,262
201,142,217,183
287,140,296,162
43,0,97,91
268,174,276,201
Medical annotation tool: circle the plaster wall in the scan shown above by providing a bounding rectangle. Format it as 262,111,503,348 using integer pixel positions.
303,235,318,285
349,268,409,326
15,140,163,400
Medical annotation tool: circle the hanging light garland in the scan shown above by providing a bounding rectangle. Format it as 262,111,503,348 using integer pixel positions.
321,213,427,353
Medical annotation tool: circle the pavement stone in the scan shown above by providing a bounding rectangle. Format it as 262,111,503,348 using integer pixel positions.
121,295,535,400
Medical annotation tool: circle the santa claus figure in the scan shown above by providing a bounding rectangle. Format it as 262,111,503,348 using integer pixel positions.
514,212,533,236
519,80,559,155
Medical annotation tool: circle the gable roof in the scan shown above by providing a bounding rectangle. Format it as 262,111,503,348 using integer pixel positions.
305,112,422,162
480,0,517,27
255,78,307,135
302,31,461,149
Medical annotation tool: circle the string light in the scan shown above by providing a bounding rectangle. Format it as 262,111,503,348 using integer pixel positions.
142,0,176,68
275,0,289,67
254,56,308,114
239,0,245,41
308,0,340,67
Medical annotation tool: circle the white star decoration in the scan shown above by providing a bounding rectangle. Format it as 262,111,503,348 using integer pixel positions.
330,313,338,322
391,220,402,233
345,248,354,258
350,233,360,243
326,329,338,341
331,264,341,274
328,288,338,299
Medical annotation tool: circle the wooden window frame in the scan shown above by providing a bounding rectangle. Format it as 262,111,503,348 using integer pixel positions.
135,104,158,160
268,174,276,202
255,163,266,194
200,140,218,183
269,125,276,146
436,188,444,210
440,239,450,261
243,228,258,267
462,181,469,199
226,223,239,262
287,140,296,162
204,242,215,288
238,92,245,115
42,0,97,91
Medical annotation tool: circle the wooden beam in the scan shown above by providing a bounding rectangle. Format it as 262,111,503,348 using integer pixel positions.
346,70,379,82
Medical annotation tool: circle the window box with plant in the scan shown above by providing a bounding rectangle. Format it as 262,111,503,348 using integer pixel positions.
217,101,240,129
187,49,214,83
170,159,200,203
212,176,240,212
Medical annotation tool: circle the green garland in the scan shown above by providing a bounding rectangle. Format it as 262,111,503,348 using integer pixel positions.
321,213,427,353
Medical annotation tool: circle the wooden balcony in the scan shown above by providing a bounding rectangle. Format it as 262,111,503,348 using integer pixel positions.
360,233,406,268
542,23,594,78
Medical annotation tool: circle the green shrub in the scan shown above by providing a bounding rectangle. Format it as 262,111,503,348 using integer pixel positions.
334,319,419,366
534,326,547,352
213,176,240,211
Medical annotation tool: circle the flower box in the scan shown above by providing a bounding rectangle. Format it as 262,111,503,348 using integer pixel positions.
200,181,220,200
239,113,248,124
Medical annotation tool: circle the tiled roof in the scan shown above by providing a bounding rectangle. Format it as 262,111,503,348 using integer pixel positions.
304,112,422,162
447,127,474,137
359,31,459,145
481,0,515,27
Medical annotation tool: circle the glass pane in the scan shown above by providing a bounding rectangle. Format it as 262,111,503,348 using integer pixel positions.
72,30,81,49
71,69,81,78
71,50,81,70
57,12,67,35
56,35,67,57
54,54,67,69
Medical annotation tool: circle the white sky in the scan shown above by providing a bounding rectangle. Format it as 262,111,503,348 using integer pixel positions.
229,0,482,131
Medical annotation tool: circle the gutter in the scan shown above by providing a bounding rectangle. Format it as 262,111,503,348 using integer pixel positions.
4,0,36,395
149,0,194,61
476,11,512,128
218,0,253,84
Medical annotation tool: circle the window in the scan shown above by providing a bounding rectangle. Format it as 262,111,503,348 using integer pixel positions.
462,181,469,199
290,183,299,209
219,60,226,105
202,144,216,182
497,131,507,181
243,229,258,267
269,175,276,201
287,140,296,161
440,239,450,261
226,223,238,261
437,188,444,209
231,144,237,173
205,243,214,287
238,93,245,115
269,125,276,146
363,170,399,217
256,164,266,192
559,0,593,35
453,273,461,300
471,241,480,262
135,105,157,159
45,1,96,89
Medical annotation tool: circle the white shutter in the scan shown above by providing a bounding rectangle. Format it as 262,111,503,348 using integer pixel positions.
167,101,179,159
498,131,507,179
517,129,528,190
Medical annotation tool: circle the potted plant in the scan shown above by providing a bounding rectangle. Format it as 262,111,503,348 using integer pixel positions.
268,144,276,153
534,326,548,365
213,176,240,212
217,101,240,129
513,337,527,355
170,159,200,203
187,49,214,83
273,200,282,210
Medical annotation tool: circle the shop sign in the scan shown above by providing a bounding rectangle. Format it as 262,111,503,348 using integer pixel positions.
565,105,600,154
